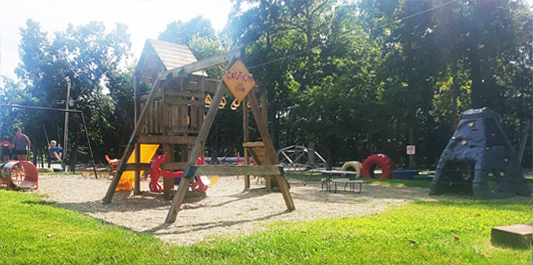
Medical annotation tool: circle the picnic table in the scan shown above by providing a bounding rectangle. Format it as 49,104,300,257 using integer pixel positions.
277,145,363,193
318,170,363,193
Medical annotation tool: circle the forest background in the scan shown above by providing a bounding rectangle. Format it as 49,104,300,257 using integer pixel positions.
0,0,532,171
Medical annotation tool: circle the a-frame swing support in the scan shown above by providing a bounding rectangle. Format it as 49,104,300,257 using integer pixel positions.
102,50,295,224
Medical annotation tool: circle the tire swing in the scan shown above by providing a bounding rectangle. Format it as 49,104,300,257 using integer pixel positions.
361,154,395,179
340,161,362,179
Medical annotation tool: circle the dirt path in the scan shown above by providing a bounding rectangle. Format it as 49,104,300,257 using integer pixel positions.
36,174,441,245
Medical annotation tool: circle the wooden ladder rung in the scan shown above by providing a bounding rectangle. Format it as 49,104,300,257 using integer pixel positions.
243,142,265,148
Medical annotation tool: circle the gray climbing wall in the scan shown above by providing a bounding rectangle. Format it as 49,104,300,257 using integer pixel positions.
429,107,531,199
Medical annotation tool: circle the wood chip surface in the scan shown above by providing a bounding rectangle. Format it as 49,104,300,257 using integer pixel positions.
34,174,461,245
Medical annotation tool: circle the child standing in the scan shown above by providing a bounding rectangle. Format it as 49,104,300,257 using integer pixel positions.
1,135,12,162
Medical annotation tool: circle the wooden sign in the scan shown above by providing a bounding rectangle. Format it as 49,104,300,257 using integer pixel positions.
222,59,255,103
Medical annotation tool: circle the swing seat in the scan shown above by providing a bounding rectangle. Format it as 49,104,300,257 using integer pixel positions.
47,150,67,172
48,149,63,162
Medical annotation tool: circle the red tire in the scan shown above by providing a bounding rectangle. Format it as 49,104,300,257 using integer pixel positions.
361,154,395,179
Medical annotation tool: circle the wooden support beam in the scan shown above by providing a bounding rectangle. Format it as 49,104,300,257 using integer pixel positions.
261,87,268,126
243,97,250,190
124,163,151,171
160,162,188,171
163,143,175,200
243,142,265,148
246,92,295,211
134,143,141,195
166,49,241,79
134,75,141,124
186,165,284,177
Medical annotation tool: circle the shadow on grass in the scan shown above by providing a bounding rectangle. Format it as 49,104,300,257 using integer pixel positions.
23,200,55,206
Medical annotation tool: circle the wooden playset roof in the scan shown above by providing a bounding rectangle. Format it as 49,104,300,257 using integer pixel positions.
134,39,207,84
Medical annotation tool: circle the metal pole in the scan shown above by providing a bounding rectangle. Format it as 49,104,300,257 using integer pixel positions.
80,112,98,178
64,79,71,160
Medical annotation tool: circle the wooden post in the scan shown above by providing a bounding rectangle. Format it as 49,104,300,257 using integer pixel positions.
165,59,237,224
134,75,142,195
258,87,272,191
241,47,250,190
261,87,267,131
134,143,141,195
243,97,250,190
163,144,175,200
134,75,141,126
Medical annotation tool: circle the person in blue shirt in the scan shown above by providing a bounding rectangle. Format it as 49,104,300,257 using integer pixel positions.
48,140,63,162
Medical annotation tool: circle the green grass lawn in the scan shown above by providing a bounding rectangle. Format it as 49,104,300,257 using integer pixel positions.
1,188,531,264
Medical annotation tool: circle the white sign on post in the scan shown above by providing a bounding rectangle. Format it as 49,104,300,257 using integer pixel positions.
407,145,416,155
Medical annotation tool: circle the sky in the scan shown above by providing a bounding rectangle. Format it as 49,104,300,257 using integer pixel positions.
0,0,233,82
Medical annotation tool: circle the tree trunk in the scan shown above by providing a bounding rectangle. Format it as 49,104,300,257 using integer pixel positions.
368,133,373,155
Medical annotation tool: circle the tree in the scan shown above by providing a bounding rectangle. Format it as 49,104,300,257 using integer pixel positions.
158,16,217,46
188,36,226,78
358,0,533,168
225,0,392,166
103,64,136,158
11,19,132,164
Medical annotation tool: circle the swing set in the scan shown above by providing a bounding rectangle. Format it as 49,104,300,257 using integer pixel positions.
0,104,99,177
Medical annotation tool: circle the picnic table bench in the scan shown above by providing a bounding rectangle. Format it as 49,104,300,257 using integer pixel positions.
276,145,363,193
330,178,363,193
318,170,363,193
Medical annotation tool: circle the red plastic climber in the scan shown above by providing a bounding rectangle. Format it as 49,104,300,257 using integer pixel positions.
148,153,207,193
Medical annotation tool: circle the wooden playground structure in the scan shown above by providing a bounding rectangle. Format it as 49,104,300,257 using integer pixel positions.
102,39,294,223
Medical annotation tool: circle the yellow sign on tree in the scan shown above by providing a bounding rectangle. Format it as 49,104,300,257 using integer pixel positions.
222,59,256,103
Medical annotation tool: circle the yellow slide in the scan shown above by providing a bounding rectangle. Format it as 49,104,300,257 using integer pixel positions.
116,144,159,191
